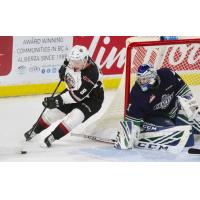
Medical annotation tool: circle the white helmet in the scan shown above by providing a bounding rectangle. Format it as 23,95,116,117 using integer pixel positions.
68,45,89,62
67,45,89,71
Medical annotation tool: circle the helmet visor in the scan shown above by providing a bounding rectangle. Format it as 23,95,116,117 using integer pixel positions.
136,71,157,92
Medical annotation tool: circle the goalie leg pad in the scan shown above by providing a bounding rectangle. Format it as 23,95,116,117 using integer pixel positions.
175,115,195,147
177,110,200,135
176,104,200,146
192,111,200,133
136,125,192,153
114,121,140,150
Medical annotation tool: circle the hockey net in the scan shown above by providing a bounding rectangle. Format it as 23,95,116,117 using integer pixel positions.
72,37,200,142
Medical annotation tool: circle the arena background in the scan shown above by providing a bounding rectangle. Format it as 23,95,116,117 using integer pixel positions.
0,36,130,96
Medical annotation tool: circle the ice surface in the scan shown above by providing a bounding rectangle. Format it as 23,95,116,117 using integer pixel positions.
0,91,200,162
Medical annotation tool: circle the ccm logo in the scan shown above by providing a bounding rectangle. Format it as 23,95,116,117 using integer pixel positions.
137,142,169,151
0,36,13,76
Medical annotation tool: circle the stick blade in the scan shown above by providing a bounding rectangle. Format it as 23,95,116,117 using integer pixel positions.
188,148,200,154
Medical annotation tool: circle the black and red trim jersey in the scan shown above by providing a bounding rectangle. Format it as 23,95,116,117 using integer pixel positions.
60,57,104,104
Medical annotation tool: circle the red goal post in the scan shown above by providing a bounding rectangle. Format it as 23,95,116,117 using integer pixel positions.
125,37,200,116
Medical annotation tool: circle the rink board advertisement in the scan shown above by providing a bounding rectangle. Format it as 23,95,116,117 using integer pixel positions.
0,36,130,96
2,36,73,85
1,36,200,97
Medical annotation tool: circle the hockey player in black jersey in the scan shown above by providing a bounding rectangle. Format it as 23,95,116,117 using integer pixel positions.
24,45,104,147
115,64,200,151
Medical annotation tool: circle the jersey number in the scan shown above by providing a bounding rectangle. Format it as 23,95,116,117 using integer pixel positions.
127,104,132,112
80,88,87,95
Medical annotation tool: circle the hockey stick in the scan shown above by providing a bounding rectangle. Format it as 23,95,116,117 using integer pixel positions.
29,80,62,135
70,132,116,144
188,148,200,154
19,80,62,154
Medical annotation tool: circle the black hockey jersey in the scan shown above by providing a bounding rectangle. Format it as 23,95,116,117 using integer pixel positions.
61,58,104,104
125,68,191,127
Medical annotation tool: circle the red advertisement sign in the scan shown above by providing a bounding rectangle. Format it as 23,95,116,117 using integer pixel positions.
73,36,131,75
0,36,13,76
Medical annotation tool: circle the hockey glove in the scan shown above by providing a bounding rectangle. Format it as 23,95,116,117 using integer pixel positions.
59,59,69,81
42,95,64,109
177,96,199,120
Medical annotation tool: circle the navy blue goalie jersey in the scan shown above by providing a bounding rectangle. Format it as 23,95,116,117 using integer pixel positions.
125,68,191,127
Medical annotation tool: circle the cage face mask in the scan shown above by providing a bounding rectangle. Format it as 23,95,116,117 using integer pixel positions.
136,64,157,92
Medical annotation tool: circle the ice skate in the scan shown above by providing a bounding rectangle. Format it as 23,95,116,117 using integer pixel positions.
24,129,36,141
44,134,55,147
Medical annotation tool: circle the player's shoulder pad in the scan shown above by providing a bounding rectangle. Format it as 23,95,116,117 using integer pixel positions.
157,68,175,78
130,82,144,99
82,58,99,84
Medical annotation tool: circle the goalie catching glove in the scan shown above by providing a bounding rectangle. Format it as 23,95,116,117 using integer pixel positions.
177,96,199,120
42,95,64,109
114,121,140,150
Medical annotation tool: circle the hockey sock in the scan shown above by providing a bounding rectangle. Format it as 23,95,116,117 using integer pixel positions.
34,117,50,134
51,123,70,140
